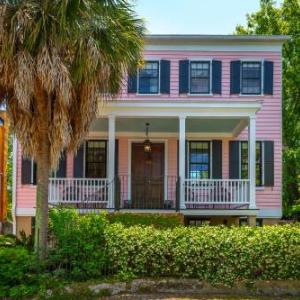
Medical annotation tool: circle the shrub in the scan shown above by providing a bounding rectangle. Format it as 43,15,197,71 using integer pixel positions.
104,224,300,285
48,209,300,285
0,234,16,247
49,208,109,280
107,212,183,228
0,246,39,298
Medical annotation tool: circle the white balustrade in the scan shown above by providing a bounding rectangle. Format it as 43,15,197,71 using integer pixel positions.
184,179,250,205
49,178,110,206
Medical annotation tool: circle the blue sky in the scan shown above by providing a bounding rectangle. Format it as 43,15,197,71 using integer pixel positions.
134,0,280,34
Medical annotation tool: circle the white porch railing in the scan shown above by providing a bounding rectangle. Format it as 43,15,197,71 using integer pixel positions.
48,178,250,210
184,179,250,206
48,178,111,207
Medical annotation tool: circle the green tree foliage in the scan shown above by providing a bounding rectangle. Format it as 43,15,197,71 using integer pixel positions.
236,0,300,215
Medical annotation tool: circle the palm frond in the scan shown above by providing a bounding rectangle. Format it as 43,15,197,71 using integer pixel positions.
0,0,145,170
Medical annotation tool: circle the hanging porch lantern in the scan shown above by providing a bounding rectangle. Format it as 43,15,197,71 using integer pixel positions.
143,122,152,153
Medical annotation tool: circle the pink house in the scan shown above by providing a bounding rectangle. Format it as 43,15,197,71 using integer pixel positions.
12,34,288,234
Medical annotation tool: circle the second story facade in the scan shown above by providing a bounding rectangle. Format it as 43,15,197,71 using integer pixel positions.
120,35,281,101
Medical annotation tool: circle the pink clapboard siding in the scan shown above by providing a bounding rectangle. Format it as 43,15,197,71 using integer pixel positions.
15,49,282,214
119,51,282,102
16,145,36,209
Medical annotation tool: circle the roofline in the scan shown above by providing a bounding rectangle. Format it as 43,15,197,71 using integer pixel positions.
145,34,290,44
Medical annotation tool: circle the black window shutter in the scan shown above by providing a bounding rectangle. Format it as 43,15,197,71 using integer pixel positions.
230,60,241,94
73,144,85,178
160,60,170,94
229,141,240,179
177,140,179,177
212,60,222,94
179,60,189,94
264,141,274,186
264,61,274,95
185,140,188,178
21,157,32,184
127,72,137,93
115,139,119,177
56,151,67,178
32,162,37,185
212,140,222,179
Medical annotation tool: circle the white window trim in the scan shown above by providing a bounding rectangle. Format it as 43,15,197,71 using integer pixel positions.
188,59,213,96
136,60,161,95
239,140,265,188
186,140,212,179
240,59,264,96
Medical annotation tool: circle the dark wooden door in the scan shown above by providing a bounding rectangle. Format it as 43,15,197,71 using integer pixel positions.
131,143,164,208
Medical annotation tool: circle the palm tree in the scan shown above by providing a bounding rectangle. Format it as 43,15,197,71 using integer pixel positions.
0,0,145,257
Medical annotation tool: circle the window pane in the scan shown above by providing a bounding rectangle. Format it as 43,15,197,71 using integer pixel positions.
191,78,210,94
138,61,159,94
241,79,261,94
190,62,210,94
241,62,261,94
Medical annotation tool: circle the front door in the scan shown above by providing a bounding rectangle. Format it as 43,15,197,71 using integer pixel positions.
131,143,164,208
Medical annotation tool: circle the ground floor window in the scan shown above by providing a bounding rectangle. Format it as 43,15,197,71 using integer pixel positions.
187,218,210,226
188,141,210,179
240,141,263,186
85,140,107,178
239,218,263,227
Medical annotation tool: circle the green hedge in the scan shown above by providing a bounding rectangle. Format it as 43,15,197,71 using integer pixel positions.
48,209,300,285
1,209,300,297
107,212,183,228
105,224,300,285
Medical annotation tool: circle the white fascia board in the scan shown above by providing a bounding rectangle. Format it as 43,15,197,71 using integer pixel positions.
258,208,282,218
98,100,262,118
145,34,290,43
145,44,283,52
15,208,36,216
88,131,236,139
182,209,259,216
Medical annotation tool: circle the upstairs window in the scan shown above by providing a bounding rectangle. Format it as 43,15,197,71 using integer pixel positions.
190,61,211,94
241,62,262,95
138,61,159,94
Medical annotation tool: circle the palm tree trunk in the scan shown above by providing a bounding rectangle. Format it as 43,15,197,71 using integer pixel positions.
34,81,51,259
34,137,50,259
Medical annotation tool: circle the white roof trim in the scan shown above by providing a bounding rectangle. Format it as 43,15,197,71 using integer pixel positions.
146,34,289,44
144,34,289,52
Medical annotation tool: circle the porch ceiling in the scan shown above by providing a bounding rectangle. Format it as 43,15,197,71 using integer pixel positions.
89,117,247,136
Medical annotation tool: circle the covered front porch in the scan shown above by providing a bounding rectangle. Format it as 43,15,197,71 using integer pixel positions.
48,100,260,215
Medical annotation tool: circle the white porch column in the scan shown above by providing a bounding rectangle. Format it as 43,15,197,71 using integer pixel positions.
179,115,186,209
248,116,256,209
108,115,115,208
